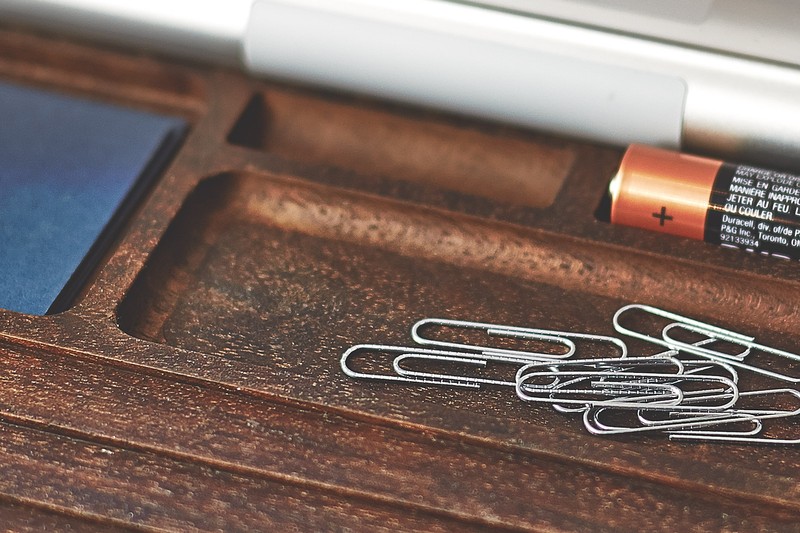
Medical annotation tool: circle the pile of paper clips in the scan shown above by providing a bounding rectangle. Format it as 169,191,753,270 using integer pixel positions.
341,304,800,445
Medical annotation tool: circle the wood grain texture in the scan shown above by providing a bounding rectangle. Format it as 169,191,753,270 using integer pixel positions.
0,498,145,532
0,24,798,532
0,408,490,531
0,343,796,532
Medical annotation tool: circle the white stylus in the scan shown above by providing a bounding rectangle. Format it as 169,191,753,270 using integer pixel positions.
3,0,800,168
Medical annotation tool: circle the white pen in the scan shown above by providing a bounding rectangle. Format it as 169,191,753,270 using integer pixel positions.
3,0,800,168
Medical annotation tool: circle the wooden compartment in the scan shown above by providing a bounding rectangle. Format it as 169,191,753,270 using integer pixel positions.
227,89,575,207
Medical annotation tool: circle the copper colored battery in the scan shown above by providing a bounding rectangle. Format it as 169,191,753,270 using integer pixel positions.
609,144,722,240
605,144,800,259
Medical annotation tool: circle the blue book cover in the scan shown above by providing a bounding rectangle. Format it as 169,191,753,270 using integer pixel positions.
0,81,186,315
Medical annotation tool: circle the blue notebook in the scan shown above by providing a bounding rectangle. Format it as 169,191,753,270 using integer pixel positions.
0,81,186,315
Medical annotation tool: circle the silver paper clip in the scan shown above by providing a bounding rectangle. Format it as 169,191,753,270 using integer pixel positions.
392,351,558,388
341,344,484,388
668,388,800,445
583,406,760,436
411,318,627,359
516,361,738,411
614,304,800,383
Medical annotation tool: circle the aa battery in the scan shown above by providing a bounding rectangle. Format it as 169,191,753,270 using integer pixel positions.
606,144,800,259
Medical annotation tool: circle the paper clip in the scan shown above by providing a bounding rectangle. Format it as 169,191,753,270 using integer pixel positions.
393,351,558,388
518,374,685,408
516,365,738,411
668,388,800,444
412,317,628,359
342,344,561,389
517,356,687,405
613,304,750,353
516,355,687,377
341,344,485,388
638,387,798,427
613,304,800,383
583,406,760,436
660,322,800,383
669,422,800,445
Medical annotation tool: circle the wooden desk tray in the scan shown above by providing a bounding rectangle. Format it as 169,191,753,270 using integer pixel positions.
0,26,798,531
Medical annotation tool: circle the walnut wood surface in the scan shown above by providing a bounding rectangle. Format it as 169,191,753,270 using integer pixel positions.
0,25,799,531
